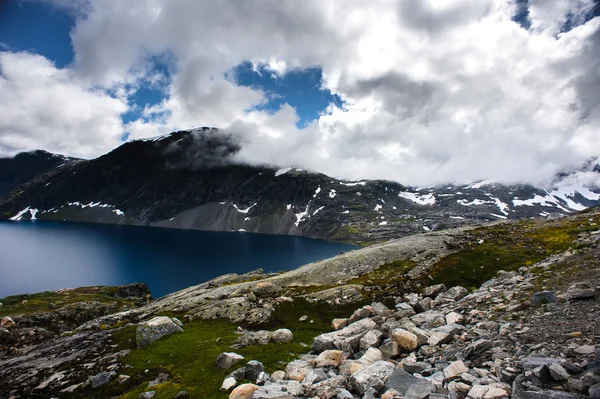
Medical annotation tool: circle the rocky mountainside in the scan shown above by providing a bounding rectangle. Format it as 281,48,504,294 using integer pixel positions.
1,207,599,398
0,150,80,197
1,128,599,244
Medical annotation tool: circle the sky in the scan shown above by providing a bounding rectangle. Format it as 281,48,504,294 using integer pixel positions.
0,0,600,186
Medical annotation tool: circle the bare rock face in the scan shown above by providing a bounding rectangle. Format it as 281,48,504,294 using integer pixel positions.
136,316,183,348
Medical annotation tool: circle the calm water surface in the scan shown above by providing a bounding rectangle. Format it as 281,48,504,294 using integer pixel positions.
0,221,356,298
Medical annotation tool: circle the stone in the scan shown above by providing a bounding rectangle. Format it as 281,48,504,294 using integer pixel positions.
271,370,286,381
221,377,237,391
89,371,115,388
350,305,375,322
423,284,447,298
252,282,282,297
445,311,465,325
358,347,384,365
229,383,259,399
312,318,376,353
567,282,595,300
382,388,401,399
395,302,417,318
174,392,190,399
256,371,270,385
548,363,570,381
464,339,493,359
385,368,421,394
236,330,273,346
411,311,446,328
409,326,430,346
448,381,471,396
590,382,600,399
436,286,468,302
428,331,451,347
415,297,434,313
360,329,383,351
139,392,156,399
245,360,265,382
403,361,431,374
404,380,434,399
336,389,355,399
350,360,396,395
118,374,131,384
299,315,308,321
286,360,312,381
332,318,349,330
533,365,552,385
532,291,557,305
217,352,245,369
271,329,294,343
314,350,345,368
252,383,296,399
574,345,596,355
302,369,327,385
483,383,511,399
136,316,183,348
306,375,347,399
227,367,247,381
148,372,169,387
0,316,15,328
469,384,490,399
444,360,469,381
391,328,418,352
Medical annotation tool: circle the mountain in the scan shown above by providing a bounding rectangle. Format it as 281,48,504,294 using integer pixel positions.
1,127,599,245
0,150,80,197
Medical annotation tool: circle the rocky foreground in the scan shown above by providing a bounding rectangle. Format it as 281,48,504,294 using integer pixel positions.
1,210,600,398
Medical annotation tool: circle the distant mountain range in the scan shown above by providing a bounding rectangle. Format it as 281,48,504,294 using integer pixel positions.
1,127,599,245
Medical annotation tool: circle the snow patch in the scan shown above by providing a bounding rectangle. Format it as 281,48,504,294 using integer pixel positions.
313,186,321,198
378,221,388,226
313,206,325,216
329,189,337,198
342,210,350,214
457,198,493,206
275,168,292,177
233,203,257,214
374,204,383,212
489,213,507,219
286,204,292,210
450,216,465,220
112,209,124,216
423,226,430,231
398,191,436,205
339,181,367,186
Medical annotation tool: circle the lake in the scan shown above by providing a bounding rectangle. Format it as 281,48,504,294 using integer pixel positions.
0,221,356,299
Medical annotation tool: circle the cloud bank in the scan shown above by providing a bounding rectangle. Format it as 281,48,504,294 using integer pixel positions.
1,0,599,186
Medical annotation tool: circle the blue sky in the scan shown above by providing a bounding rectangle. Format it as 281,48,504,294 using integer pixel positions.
0,1,341,131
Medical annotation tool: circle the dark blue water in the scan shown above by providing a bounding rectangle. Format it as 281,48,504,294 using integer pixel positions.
0,221,356,298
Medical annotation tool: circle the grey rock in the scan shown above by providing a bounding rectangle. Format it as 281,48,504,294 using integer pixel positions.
532,291,557,306
358,347,384,365
444,360,469,381
221,377,237,391
436,286,468,302
174,391,190,399
286,360,313,382
148,372,169,387
271,329,294,343
411,311,446,328
312,318,376,353
246,360,265,382
464,339,493,359
139,392,156,399
236,330,273,346
252,282,282,298
359,329,383,351
415,297,434,313
423,284,447,298
136,316,183,348
256,371,270,385
385,368,421,394
351,360,395,395
227,367,247,381
590,382,600,399
350,305,375,323
567,282,595,300
403,361,431,374
394,303,417,318
548,363,570,381
336,389,354,399
306,375,348,399
217,352,245,369
533,365,552,385
574,345,596,355
303,369,328,385
521,357,562,370
405,380,434,399
89,371,115,388
252,382,295,399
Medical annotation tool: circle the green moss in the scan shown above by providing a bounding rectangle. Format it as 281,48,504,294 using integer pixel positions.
0,286,137,317
91,298,358,399
348,259,417,286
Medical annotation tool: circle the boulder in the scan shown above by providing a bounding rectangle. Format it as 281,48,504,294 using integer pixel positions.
403,362,431,374
271,329,294,343
410,311,446,328
358,347,384,365
174,392,189,399
89,371,115,388
567,282,595,300
394,302,417,318
415,297,433,313
136,316,183,348
271,370,286,381
0,316,15,328
252,282,282,298
332,318,349,330
574,345,595,355
286,360,312,381
436,286,468,302
235,330,273,346
221,377,237,391
148,372,169,387
139,392,156,399
217,352,245,369
463,339,493,359
314,350,344,368
350,360,395,395
404,380,434,399
360,329,383,351
229,383,259,399
302,369,328,385
548,363,570,381
115,282,151,299
532,291,557,305
312,318,376,353
384,368,421,394
391,329,418,352
245,360,265,382
427,331,451,347
423,284,447,298
306,375,348,399
590,382,600,399
349,305,375,322
445,311,465,325
252,383,296,399
443,360,468,381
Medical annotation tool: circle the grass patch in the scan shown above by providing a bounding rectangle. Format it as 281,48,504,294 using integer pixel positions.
0,286,140,317
348,260,417,286
91,298,359,399
426,213,600,289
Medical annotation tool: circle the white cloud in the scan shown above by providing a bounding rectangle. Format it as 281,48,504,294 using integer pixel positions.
2,0,600,186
